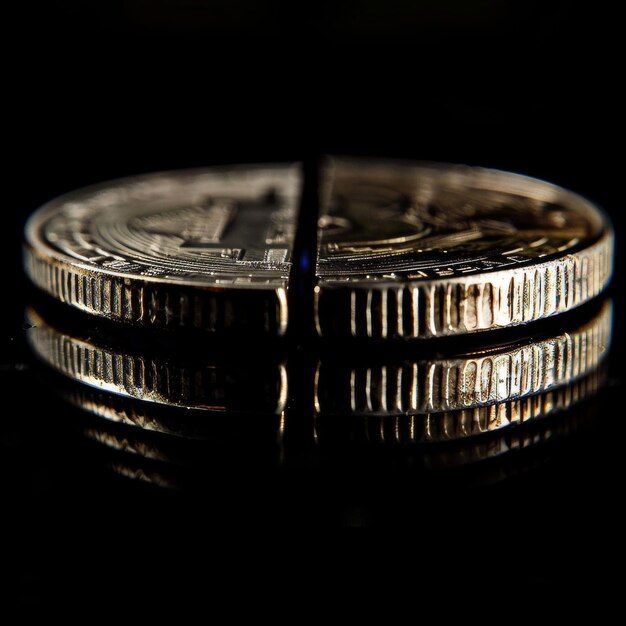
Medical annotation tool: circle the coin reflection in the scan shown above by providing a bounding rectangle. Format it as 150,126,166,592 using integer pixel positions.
315,299,611,428
26,299,612,490
315,368,605,471
26,306,287,417
76,366,605,489
73,394,286,490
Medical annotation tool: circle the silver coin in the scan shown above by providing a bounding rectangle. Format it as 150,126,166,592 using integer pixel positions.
315,299,611,441
24,159,613,336
74,370,602,489
25,305,287,423
315,158,613,337
24,165,301,333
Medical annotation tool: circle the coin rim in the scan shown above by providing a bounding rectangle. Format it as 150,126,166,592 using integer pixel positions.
315,298,612,415
315,162,614,337
23,165,298,332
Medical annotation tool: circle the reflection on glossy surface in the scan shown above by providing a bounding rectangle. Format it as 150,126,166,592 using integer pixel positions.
66,368,604,490
25,298,612,491
26,306,287,414
81,415,285,491
316,299,611,418
61,383,285,439
37,375,287,490
317,368,605,465
31,364,608,491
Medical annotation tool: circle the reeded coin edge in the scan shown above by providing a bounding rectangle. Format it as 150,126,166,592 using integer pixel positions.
315,232,613,338
24,246,289,334
315,299,611,415
23,165,299,332
26,307,288,415
315,368,604,448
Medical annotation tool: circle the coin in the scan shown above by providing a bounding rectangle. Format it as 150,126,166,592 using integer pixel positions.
25,306,287,421
26,300,609,490
315,158,613,337
315,299,612,438
24,165,301,334
314,368,604,475
27,297,610,437
24,159,613,336
71,371,601,489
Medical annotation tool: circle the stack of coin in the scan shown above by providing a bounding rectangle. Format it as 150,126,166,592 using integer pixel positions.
23,158,614,487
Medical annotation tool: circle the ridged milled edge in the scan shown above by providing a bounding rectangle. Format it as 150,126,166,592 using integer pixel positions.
26,307,288,414
315,299,611,415
315,367,604,447
24,244,288,335
315,231,613,338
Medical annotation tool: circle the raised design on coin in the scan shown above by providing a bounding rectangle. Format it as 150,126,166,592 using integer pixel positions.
24,165,300,334
315,159,613,337
24,159,613,337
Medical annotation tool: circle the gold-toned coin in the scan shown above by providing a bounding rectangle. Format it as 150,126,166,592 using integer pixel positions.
316,158,613,337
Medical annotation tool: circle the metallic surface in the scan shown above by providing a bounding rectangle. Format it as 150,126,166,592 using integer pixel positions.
27,298,610,438
24,165,300,334
26,307,287,417
315,366,605,448
56,368,604,490
25,300,609,490
315,159,613,337
315,299,611,432
24,159,613,337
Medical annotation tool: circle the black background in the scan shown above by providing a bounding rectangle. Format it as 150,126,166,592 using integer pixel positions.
3,1,624,610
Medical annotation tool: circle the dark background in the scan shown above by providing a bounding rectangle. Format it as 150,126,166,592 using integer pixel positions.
3,1,624,609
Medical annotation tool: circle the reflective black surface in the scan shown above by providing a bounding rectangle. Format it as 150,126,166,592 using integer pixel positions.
4,1,624,606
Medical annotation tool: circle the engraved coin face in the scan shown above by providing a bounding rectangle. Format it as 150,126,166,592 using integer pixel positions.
24,159,613,336
319,168,595,277
316,159,613,337
24,165,301,334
